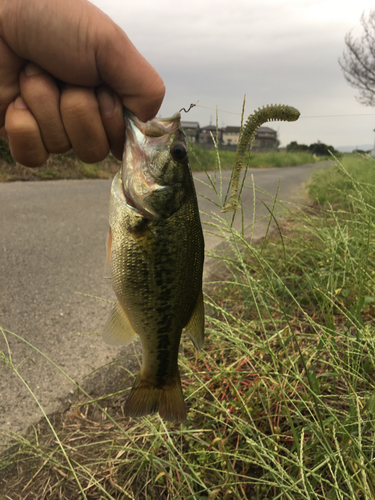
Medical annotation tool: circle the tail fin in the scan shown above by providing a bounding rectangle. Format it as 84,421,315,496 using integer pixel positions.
123,373,186,423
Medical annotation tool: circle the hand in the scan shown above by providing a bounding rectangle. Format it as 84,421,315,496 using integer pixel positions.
0,0,165,167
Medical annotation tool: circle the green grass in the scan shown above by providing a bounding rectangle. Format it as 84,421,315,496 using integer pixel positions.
308,153,375,206
0,150,120,182
189,144,320,172
1,152,375,499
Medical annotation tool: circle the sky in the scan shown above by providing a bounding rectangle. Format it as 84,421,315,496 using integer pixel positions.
91,0,375,151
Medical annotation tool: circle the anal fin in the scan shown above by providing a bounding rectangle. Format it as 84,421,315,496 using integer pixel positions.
103,301,138,346
184,289,205,350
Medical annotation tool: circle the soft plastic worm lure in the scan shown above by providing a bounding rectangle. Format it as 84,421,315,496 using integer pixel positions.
222,104,300,212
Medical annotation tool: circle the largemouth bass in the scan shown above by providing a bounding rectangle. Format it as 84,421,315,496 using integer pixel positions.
103,111,205,423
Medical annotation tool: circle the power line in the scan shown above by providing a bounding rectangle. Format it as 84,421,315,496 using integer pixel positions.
300,114,375,118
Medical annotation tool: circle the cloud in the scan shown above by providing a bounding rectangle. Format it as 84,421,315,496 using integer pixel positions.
91,0,375,147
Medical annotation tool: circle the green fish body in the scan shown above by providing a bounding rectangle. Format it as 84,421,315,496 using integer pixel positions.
103,112,204,422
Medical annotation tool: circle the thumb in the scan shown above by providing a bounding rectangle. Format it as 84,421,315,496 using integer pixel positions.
0,0,165,121
94,23,166,121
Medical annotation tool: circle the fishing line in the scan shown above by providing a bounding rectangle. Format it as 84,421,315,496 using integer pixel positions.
194,104,375,119
195,104,243,116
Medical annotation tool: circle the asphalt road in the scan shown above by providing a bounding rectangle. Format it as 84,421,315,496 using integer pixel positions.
0,161,331,446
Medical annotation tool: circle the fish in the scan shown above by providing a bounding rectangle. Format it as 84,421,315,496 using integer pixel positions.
103,110,205,423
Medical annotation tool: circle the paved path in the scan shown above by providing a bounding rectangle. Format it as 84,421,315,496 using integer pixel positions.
0,161,331,446
194,162,329,267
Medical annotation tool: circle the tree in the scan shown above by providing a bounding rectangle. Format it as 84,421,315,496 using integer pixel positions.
339,10,375,106
286,141,309,152
286,141,339,157
308,142,338,157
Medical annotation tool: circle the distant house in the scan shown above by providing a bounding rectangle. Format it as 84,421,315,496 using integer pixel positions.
181,121,200,143
222,126,241,145
199,125,223,144
253,126,278,151
179,119,277,151
223,125,277,151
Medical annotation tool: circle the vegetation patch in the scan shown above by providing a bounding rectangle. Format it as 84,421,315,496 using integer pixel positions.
1,150,375,499
0,139,120,182
287,140,340,157
308,153,375,206
189,143,320,172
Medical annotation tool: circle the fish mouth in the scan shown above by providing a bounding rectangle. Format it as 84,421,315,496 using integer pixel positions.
121,111,181,219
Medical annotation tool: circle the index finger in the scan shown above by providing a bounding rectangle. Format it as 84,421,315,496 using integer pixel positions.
94,29,166,121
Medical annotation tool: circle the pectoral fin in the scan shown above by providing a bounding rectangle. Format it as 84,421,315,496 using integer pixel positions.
184,290,205,350
103,301,138,346
105,227,112,269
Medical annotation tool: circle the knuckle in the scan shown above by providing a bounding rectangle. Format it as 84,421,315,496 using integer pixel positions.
60,87,98,118
60,87,110,163
6,111,48,167
48,141,71,155
75,143,109,164
40,126,71,154
10,138,49,167
21,77,58,110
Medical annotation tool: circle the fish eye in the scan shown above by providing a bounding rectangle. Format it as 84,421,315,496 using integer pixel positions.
170,143,187,161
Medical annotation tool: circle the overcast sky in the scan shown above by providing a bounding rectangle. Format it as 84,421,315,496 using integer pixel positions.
92,0,375,150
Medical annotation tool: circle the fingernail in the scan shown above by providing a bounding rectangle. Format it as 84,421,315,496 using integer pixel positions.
24,63,44,77
97,88,116,118
14,96,28,110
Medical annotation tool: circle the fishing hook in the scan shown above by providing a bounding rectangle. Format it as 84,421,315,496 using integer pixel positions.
179,100,199,113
